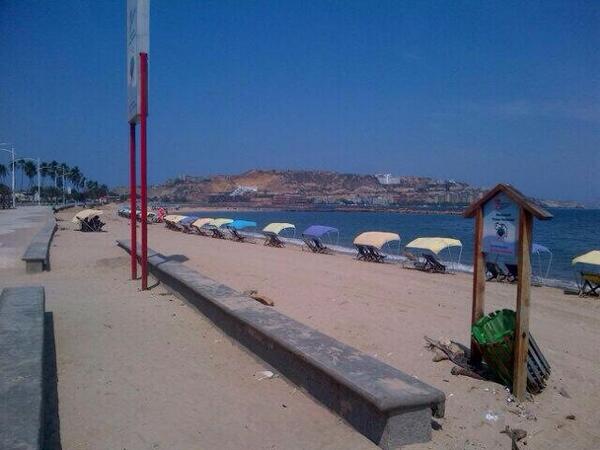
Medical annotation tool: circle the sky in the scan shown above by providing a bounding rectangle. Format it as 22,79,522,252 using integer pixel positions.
1,1,598,203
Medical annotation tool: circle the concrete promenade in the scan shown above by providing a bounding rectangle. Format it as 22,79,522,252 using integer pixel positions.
0,208,378,450
0,206,52,269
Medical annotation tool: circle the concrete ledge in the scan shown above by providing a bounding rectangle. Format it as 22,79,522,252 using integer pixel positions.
0,286,46,450
52,203,76,213
22,218,57,273
118,240,445,448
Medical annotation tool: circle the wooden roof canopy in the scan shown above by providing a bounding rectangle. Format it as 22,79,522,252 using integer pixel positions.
463,183,553,220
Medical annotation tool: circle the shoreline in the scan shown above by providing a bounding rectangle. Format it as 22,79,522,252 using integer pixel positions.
158,204,467,216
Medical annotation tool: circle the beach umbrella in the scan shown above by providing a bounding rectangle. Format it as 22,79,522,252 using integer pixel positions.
353,231,400,250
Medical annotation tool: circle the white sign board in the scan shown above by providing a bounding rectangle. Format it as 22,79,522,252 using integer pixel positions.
127,0,149,123
482,192,520,259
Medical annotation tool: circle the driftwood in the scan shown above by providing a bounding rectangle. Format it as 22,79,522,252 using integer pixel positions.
500,425,527,449
243,290,275,307
424,336,484,381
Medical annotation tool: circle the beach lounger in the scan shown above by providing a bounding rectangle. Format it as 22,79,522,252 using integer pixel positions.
163,215,187,230
208,228,226,239
422,253,447,273
82,216,105,232
301,225,338,254
505,263,519,282
402,251,427,270
405,237,462,274
226,220,257,242
486,262,507,281
303,237,329,253
262,223,296,248
190,218,213,236
356,245,386,263
264,232,285,247
72,209,105,232
178,216,198,233
353,232,400,264
579,272,600,297
205,218,234,239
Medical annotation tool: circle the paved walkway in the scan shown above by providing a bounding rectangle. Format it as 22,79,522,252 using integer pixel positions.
0,206,52,269
2,211,375,450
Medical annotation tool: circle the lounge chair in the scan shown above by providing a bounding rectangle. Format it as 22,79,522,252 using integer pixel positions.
163,215,186,230
422,253,446,273
83,216,105,232
226,220,257,242
405,237,462,274
262,223,296,248
72,209,105,232
209,227,227,239
301,225,338,254
579,272,600,297
356,245,386,263
179,216,198,233
402,251,427,270
303,237,329,253
353,232,400,264
505,263,519,282
264,232,285,247
190,218,213,236
486,262,507,281
204,218,234,239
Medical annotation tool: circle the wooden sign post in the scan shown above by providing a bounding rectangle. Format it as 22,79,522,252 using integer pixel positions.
464,184,552,400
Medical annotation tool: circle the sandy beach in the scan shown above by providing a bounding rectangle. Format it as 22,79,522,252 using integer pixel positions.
5,204,599,449
103,204,599,449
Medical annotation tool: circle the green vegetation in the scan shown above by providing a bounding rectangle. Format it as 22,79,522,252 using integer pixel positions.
0,159,111,205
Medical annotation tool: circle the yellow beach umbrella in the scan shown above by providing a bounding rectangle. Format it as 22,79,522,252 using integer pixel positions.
572,250,600,267
353,232,400,250
262,222,295,235
192,218,213,228
72,209,103,223
405,237,462,255
207,218,233,228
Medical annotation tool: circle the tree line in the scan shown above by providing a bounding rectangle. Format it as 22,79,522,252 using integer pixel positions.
0,160,110,202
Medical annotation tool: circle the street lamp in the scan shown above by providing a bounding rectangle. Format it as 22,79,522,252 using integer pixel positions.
39,164,68,205
0,143,16,208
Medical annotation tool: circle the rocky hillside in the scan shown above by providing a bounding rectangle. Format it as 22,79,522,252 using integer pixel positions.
116,169,582,210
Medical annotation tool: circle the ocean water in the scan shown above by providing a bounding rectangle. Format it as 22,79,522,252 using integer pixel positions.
188,208,599,286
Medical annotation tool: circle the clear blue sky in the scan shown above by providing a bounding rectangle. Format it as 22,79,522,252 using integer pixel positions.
1,1,598,203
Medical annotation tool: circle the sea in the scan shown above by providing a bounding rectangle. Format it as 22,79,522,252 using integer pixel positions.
187,208,599,288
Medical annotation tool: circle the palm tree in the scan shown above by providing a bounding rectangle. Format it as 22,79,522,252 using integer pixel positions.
68,166,82,190
58,163,69,189
40,162,51,187
49,161,58,187
22,161,37,188
15,160,25,190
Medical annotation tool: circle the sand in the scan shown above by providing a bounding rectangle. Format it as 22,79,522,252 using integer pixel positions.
4,204,599,449
101,205,599,450
2,207,374,450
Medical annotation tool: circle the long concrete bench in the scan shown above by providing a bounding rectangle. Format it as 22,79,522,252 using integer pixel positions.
0,286,46,450
22,218,57,273
118,240,445,448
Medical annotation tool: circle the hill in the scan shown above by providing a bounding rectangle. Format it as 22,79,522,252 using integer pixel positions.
116,169,583,211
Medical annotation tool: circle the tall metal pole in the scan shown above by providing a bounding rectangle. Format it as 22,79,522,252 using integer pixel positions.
129,123,138,280
11,148,16,208
140,52,149,290
37,158,41,205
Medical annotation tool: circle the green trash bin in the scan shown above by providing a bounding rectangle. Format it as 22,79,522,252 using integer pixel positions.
471,309,551,393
